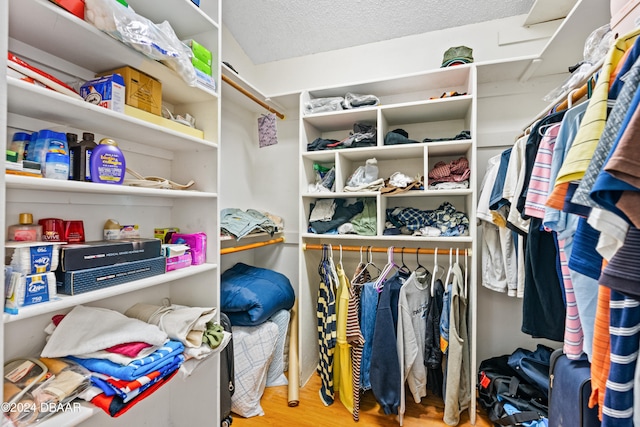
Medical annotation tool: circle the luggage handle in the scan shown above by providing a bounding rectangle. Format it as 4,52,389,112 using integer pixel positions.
494,410,543,426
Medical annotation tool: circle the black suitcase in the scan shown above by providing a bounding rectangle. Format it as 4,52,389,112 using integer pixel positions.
548,348,600,427
220,312,235,427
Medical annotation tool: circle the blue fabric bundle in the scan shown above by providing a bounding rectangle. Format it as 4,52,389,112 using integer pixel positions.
221,263,295,326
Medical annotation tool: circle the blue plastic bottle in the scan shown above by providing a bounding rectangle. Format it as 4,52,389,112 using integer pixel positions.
43,131,69,180
90,138,126,184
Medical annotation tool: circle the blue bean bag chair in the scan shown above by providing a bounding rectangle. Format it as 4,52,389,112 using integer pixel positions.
221,263,295,326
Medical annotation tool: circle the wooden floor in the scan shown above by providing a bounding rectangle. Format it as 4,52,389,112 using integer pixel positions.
231,373,493,427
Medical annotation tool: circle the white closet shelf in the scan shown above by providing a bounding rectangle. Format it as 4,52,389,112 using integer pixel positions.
301,151,338,162
7,79,218,151
337,145,424,160
3,263,217,324
301,233,472,242
302,190,473,198
9,0,218,105
303,108,378,131
380,96,473,124
307,65,472,101
303,140,473,160
35,402,98,427
302,192,380,199
384,189,473,197
221,63,286,116
127,0,220,36
5,175,217,199
220,231,284,248
425,140,473,156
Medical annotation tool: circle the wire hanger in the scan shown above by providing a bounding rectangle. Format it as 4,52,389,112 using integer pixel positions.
366,246,382,279
399,247,411,275
415,247,428,275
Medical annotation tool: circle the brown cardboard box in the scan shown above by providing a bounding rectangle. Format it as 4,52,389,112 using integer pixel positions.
98,66,162,115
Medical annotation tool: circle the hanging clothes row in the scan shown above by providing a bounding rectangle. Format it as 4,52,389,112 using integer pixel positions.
314,245,470,426
478,25,640,426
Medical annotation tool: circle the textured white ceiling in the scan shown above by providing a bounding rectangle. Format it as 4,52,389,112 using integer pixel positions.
222,0,536,64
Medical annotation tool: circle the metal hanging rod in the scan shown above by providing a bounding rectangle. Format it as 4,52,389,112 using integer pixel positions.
220,237,285,255
302,243,471,256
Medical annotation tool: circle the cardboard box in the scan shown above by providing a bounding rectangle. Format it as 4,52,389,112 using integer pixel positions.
58,238,162,272
98,66,162,116
124,105,204,139
57,256,166,295
80,74,125,113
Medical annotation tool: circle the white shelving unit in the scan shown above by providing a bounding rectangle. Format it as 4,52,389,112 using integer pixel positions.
2,0,221,425
297,65,478,422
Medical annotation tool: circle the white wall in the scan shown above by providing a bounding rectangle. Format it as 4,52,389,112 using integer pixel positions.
219,12,567,363
219,93,300,287
223,14,557,96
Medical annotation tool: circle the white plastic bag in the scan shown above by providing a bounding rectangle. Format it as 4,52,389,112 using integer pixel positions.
85,0,197,86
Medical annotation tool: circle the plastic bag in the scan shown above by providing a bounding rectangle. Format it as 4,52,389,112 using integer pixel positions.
542,23,612,102
346,158,378,187
304,97,344,114
85,0,196,86
343,92,380,109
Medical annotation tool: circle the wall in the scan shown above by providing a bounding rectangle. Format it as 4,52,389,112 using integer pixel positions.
220,11,568,364
219,94,300,288
223,14,557,96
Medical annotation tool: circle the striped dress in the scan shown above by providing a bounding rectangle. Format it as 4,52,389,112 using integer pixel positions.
317,254,337,406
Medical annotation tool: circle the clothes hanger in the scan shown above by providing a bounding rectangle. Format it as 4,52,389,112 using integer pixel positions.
375,246,397,292
443,248,454,288
399,247,411,275
463,248,468,299
537,122,559,137
415,247,428,275
430,247,440,297
366,246,383,279
319,244,328,276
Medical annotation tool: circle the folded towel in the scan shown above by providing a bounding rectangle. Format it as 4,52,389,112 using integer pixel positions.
124,303,217,348
68,340,184,381
90,353,183,402
41,305,168,359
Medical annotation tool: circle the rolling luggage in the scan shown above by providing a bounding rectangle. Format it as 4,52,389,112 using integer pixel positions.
548,348,599,427
220,312,235,427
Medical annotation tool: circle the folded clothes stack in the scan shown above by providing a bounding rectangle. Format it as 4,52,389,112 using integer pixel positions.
38,304,228,417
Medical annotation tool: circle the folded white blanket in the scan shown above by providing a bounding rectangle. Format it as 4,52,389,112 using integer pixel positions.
125,303,217,348
41,305,168,358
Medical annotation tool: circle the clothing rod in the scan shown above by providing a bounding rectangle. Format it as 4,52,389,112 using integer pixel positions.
220,237,285,255
221,74,286,120
522,56,605,131
302,243,471,256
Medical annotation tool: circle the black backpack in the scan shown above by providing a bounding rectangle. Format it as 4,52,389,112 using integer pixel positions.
478,354,548,426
